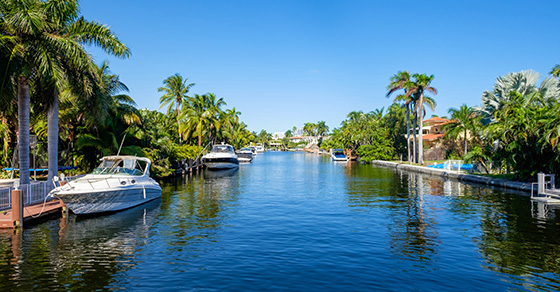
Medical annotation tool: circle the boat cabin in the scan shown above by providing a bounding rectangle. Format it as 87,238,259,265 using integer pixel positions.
91,156,151,176
211,145,235,154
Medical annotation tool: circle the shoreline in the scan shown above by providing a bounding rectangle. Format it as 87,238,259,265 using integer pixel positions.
371,160,535,194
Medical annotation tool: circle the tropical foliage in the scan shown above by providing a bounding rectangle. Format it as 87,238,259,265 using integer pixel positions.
0,0,255,180
386,71,437,164
321,104,407,161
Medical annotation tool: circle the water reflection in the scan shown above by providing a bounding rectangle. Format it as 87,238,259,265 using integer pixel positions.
0,199,160,291
3,153,560,291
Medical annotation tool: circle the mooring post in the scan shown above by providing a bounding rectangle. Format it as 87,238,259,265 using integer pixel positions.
11,188,23,229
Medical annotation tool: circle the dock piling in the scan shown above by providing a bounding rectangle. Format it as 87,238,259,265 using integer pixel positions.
11,188,22,229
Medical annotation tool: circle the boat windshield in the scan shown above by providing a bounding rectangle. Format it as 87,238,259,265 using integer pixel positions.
212,145,234,153
91,158,145,176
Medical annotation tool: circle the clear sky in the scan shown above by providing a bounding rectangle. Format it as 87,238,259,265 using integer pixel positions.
80,0,560,133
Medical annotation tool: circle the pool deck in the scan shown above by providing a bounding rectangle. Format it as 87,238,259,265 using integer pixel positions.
371,160,534,193
0,199,65,228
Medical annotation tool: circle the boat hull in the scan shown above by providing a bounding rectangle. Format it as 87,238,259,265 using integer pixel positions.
203,157,239,170
331,154,348,161
236,152,253,163
56,186,161,215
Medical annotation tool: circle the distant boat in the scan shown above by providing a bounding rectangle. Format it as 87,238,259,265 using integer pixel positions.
48,156,162,215
331,149,348,161
256,143,265,153
236,147,254,163
202,143,239,170
249,146,257,156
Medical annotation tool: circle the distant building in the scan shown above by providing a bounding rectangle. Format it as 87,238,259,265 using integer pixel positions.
421,117,451,148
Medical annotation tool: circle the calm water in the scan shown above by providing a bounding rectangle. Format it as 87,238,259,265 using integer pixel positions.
1,152,560,291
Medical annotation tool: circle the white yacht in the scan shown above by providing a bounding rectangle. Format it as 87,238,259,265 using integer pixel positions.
202,144,239,170
248,146,257,157
236,147,254,163
331,149,348,161
48,156,162,215
256,143,265,153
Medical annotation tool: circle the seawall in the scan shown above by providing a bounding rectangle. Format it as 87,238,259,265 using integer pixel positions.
371,160,534,194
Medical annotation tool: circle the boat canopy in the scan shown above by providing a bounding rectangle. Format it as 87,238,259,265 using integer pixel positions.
211,145,235,153
91,156,151,176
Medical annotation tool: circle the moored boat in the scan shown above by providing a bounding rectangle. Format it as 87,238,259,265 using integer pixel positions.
331,149,348,161
256,143,265,153
202,144,239,170
48,156,162,215
249,146,257,156
236,147,254,163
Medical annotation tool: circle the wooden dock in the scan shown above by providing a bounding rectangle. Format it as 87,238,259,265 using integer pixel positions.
0,199,64,228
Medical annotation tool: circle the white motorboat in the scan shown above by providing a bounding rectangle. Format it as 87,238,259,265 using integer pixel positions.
331,149,348,161
48,156,162,215
236,147,254,163
249,146,257,156
202,144,239,170
256,143,265,153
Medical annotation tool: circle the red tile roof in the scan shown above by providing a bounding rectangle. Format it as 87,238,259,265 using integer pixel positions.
423,117,450,124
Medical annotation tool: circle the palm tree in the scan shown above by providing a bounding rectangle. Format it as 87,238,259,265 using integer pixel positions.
443,104,476,155
180,93,225,147
0,0,47,184
202,93,226,144
550,65,560,78
0,0,130,183
387,71,413,162
303,122,317,138
158,73,195,142
406,74,437,164
478,70,559,123
316,121,329,137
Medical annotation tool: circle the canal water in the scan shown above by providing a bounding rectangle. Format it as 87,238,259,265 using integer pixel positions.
1,152,560,291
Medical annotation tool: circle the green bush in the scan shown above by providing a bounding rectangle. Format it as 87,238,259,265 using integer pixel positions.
356,143,395,163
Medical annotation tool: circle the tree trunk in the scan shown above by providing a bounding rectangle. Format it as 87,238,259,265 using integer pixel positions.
418,95,424,165
48,92,59,182
17,77,30,185
406,105,411,163
464,128,467,155
177,103,181,144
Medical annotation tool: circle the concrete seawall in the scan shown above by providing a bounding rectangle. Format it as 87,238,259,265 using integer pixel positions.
371,160,534,194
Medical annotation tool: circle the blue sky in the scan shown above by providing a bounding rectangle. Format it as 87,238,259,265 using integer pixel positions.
81,0,560,133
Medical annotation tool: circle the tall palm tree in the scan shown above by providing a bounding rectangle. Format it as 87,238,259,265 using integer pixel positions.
202,93,226,144
0,0,130,183
158,73,195,142
387,71,413,162
406,74,437,164
443,104,476,155
0,0,47,184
